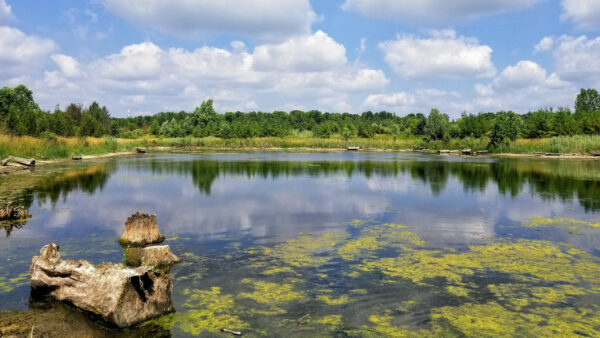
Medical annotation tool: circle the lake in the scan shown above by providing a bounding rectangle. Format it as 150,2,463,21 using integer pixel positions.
1,152,599,337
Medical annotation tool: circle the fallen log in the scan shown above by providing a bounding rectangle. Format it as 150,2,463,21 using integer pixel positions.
460,149,473,155
72,156,82,161
1,156,35,167
29,243,175,328
136,148,146,154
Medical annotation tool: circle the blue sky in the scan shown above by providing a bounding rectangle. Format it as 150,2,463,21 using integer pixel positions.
1,0,599,117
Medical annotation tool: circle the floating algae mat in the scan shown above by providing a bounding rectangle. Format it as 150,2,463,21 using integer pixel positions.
0,152,599,336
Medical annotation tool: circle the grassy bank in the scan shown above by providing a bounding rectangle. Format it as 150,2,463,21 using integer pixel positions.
2,134,600,161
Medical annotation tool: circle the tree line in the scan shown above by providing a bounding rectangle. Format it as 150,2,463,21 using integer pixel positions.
1,85,600,149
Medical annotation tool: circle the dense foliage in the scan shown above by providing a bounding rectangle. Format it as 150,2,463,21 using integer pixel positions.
1,85,600,149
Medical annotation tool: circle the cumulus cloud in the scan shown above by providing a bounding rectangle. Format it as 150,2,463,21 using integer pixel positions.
0,26,57,82
535,35,600,87
363,88,467,115
561,0,600,30
473,61,577,112
0,0,10,25
102,0,316,41
342,0,542,25
39,31,388,115
378,30,496,80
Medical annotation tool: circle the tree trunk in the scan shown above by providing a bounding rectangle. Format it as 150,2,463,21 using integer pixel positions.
1,156,35,167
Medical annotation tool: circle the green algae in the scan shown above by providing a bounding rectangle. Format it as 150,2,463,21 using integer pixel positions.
357,239,600,286
316,295,351,305
0,272,29,293
260,231,348,268
315,314,342,326
239,279,305,315
176,287,248,335
446,285,470,297
525,217,600,229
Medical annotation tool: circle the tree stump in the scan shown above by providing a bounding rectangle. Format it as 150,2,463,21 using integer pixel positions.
119,213,164,246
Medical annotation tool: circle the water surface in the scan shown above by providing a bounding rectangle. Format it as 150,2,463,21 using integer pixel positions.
0,152,599,337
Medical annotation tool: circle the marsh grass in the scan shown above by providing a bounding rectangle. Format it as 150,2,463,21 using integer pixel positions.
2,133,600,160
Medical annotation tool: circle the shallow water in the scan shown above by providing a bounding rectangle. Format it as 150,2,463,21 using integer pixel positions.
0,152,599,337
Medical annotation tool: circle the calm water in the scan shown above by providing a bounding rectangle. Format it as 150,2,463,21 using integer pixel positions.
0,152,599,337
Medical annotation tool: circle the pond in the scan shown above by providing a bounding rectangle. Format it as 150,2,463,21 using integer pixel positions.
0,152,599,337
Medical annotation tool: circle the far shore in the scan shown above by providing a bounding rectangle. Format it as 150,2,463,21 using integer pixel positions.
3,146,599,176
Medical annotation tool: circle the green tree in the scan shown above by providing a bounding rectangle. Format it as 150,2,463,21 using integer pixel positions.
423,109,449,141
575,88,600,113
488,111,523,149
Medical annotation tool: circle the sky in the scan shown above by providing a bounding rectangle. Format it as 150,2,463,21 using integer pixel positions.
0,0,599,118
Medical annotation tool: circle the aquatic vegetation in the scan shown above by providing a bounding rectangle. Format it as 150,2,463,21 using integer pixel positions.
176,287,247,335
0,272,29,293
239,279,305,315
338,236,379,260
260,231,348,268
316,314,342,326
488,283,589,310
446,285,470,297
358,239,600,286
432,301,600,337
524,216,600,231
348,219,366,227
316,295,350,305
261,266,299,276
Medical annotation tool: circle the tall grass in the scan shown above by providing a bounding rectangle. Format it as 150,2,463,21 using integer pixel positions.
492,135,600,154
2,133,600,161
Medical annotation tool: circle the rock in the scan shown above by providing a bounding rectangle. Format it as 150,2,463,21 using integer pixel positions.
29,244,175,328
124,245,182,267
0,204,28,221
119,212,164,246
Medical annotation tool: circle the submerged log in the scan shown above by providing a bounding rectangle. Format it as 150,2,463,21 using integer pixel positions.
29,243,174,328
119,212,165,246
124,245,182,267
1,156,35,167
0,204,28,221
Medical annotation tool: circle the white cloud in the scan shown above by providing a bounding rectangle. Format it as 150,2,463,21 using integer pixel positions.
103,0,317,41
363,88,466,114
253,31,347,72
473,61,577,112
0,27,57,81
379,30,496,80
536,35,600,87
38,31,388,115
561,0,600,30
0,0,11,25
342,0,542,25
534,36,554,53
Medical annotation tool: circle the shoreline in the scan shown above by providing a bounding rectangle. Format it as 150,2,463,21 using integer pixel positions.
3,147,599,175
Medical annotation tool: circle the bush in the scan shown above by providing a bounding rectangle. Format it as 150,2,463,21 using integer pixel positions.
104,136,119,152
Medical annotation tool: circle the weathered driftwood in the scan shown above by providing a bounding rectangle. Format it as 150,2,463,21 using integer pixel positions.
0,204,28,221
460,149,473,155
545,153,560,157
1,156,35,167
347,146,359,151
124,245,181,267
119,212,165,246
29,243,174,328
136,148,146,154
221,328,243,336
